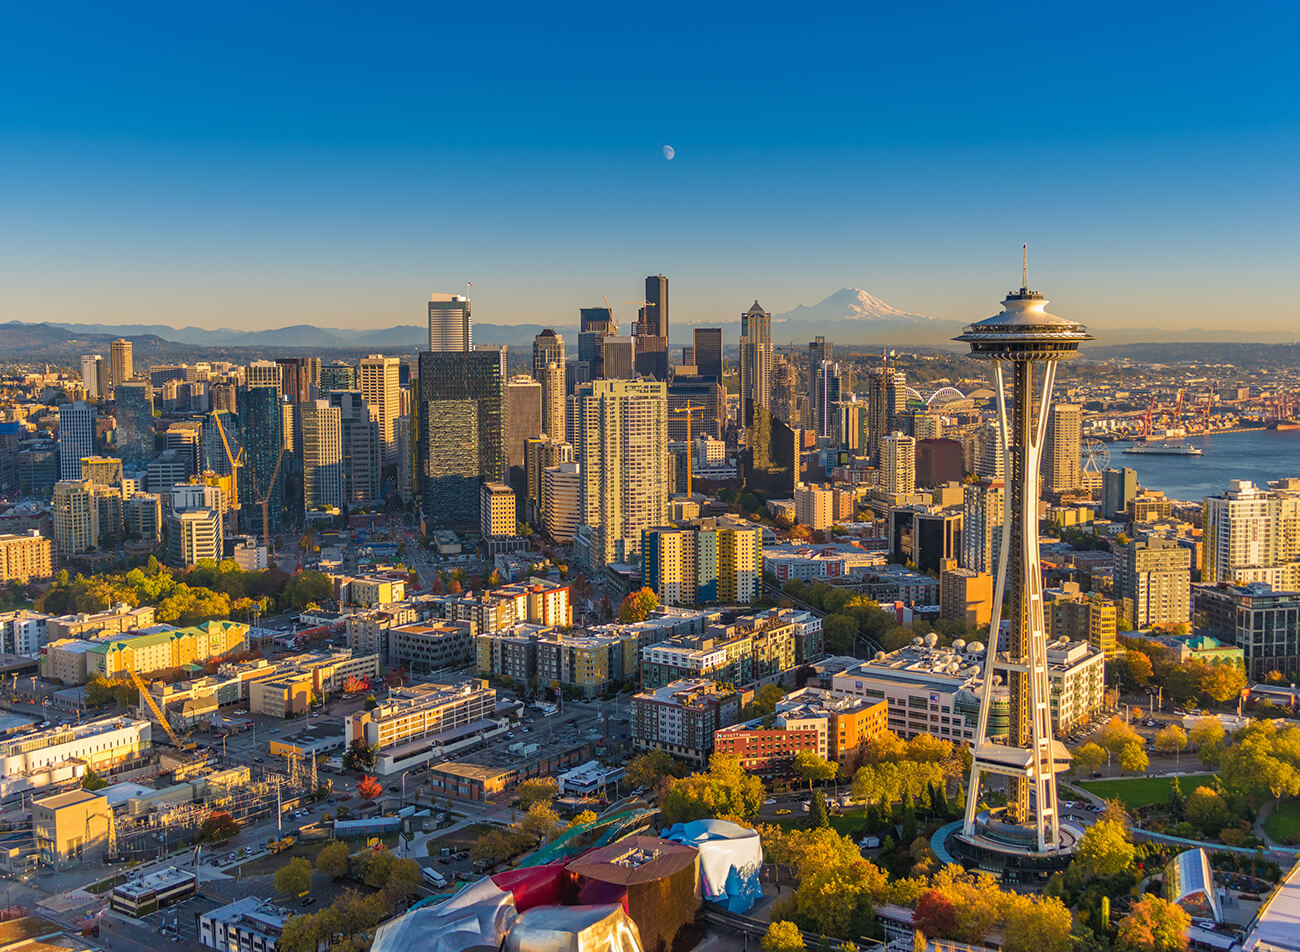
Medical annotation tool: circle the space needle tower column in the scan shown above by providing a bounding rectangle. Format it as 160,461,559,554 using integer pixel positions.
955,248,1092,861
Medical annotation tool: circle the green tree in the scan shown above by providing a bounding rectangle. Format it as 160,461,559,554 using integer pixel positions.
1116,896,1191,952
822,613,858,655
625,749,687,791
316,841,350,879
519,801,566,842
1001,893,1074,952
762,921,806,952
808,791,830,828
661,754,765,823
1184,786,1232,836
80,768,108,791
1118,741,1149,775
275,857,313,897
1072,743,1107,776
516,777,559,810
792,750,838,793
618,586,658,623
1074,818,1134,880
747,683,788,717
1188,718,1227,766
1153,725,1188,763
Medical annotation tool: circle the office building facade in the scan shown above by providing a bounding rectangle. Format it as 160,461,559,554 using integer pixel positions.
427,293,472,351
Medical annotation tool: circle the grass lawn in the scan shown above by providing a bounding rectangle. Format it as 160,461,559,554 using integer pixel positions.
1264,799,1300,843
1076,774,1215,809
421,824,495,857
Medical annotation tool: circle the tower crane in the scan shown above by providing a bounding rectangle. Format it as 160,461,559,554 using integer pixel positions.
671,402,707,496
211,412,244,532
126,661,195,751
249,443,286,553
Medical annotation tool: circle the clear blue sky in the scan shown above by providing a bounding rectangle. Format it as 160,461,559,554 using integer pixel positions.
2,1,1297,333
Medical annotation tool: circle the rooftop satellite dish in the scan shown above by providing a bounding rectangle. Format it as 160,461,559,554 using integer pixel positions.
953,639,967,652
912,636,924,646
924,633,939,647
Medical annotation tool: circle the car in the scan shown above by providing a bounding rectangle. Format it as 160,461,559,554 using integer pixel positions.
439,857,452,865
300,897,316,906
270,728,280,734
775,808,791,815
764,798,777,805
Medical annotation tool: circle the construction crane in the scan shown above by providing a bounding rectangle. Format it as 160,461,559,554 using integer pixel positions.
249,443,286,553
1140,394,1157,438
126,662,195,751
211,412,244,532
671,402,707,496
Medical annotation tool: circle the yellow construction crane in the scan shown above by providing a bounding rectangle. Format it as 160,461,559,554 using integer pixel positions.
211,412,244,531
671,402,707,497
249,444,286,552
126,662,195,751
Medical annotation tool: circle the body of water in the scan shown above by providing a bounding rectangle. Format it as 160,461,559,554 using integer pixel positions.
1104,430,1300,502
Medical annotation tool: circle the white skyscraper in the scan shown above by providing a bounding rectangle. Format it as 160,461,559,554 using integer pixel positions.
58,402,95,481
882,433,916,496
80,355,108,400
1203,480,1296,587
574,379,669,567
358,354,402,466
299,400,343,513
428,294,471,352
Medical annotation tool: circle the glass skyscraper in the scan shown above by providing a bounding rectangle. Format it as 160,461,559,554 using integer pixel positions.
239,384,285,536
114,380,154,468
417,348,505,527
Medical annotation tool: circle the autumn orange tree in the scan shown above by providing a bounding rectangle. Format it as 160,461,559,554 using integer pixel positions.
619,586,658,623
357,775,382,800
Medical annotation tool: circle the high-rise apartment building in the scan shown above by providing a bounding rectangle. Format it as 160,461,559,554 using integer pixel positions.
479,482,517,539
299,400,343,514
53,479,99,554
539,363,566,442
642,520,763,606
525,437,573,526
1046,585,1118,658
0,531,53,584
962,480,1004,574
427,293,471,351
574,379,669,567
245,360,282,395
867,363,906,466
883,433,916,496
693,328,723,381
1114,537,1192,629
328,390,381,507
110,339,133,391
795,484,834,532
1102,467,1138,519
58,402,95,481
166,508,222,569
113,380,154,468
543,461,581,542
738,302,772,427
416,348,506,527
358,354,401,466
1204,480,1291,585
80,355,108,401
532,329,565,378
1043,403,1082,494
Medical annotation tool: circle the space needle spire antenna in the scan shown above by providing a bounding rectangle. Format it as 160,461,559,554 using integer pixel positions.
950,249,1093,868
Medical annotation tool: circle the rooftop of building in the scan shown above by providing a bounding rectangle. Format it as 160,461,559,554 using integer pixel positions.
32,788,102,810
566,835,697,885
372,680,493,718
201,896,290,933
112,865,196,899
634,678,737,705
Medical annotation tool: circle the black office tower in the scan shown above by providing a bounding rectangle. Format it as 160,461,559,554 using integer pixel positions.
693,327,723,382
644,274,668,337
417,349,506,528
238,384,285,537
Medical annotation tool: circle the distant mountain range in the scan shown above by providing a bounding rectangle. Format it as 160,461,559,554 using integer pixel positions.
3,287,1296,365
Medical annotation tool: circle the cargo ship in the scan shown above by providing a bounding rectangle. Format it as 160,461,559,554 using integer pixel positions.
1122,441,1204,456
1272,420,1300,431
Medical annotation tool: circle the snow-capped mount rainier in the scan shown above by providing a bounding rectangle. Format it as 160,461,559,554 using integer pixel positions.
774,288,938,324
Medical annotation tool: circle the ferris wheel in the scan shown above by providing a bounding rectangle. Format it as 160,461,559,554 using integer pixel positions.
1081,439,1110,473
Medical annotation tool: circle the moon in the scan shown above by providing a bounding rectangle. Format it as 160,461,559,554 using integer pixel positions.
662,144,675,161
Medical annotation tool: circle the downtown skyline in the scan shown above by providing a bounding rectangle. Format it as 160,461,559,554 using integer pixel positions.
2,2,1298,334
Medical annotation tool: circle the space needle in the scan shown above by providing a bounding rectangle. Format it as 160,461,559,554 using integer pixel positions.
950,248,1093,874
